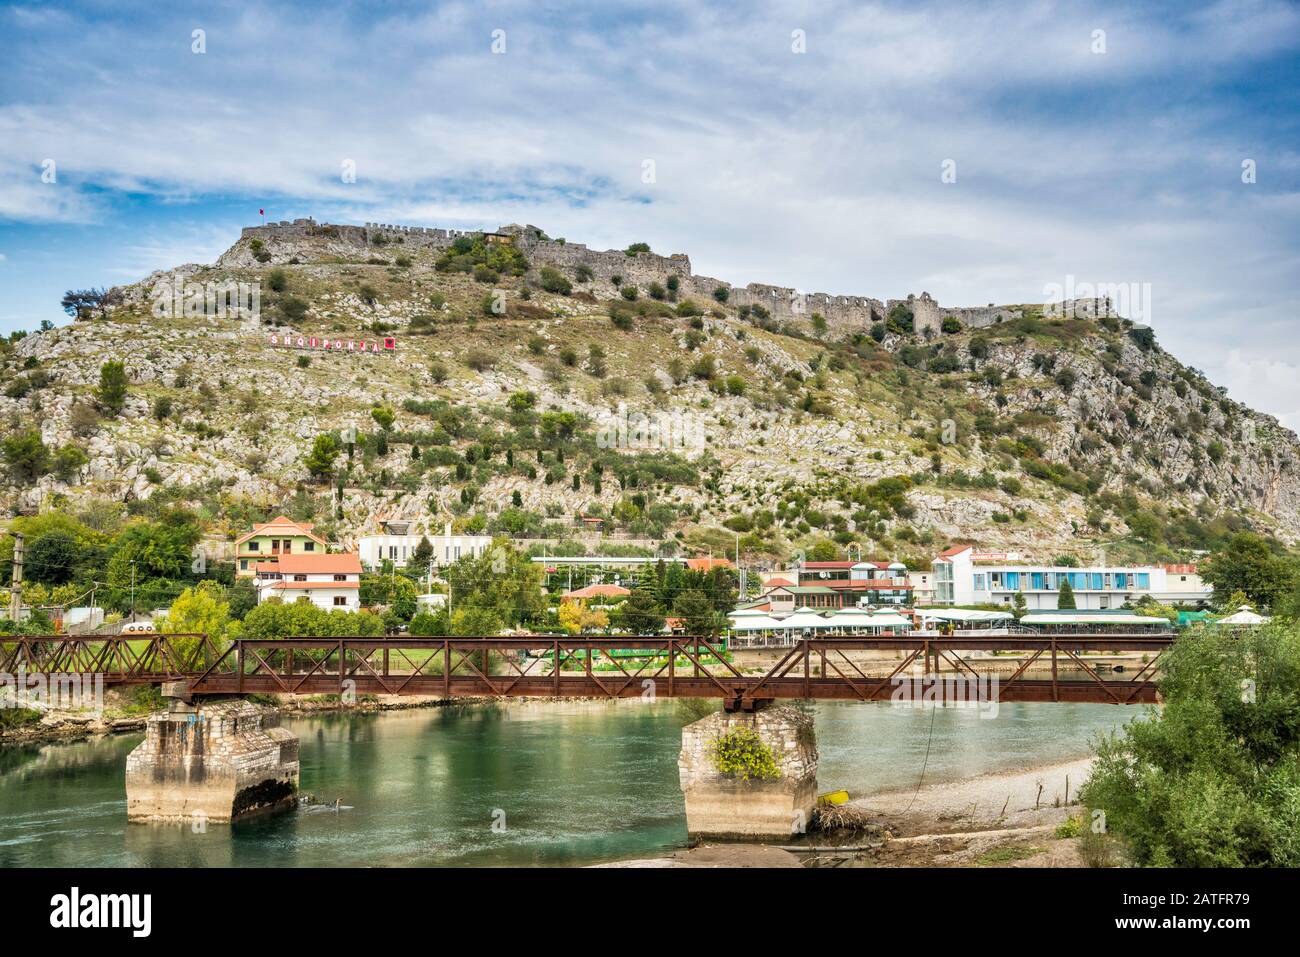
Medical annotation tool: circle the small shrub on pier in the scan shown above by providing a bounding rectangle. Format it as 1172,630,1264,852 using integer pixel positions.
711,727,780,781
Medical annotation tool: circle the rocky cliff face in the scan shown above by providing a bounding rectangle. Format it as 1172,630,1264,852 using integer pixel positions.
3,225,1296,561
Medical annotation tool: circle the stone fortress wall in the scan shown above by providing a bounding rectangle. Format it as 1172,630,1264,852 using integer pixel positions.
240,219,1117,336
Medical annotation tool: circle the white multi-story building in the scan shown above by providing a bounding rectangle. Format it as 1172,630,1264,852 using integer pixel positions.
357,520,493,570
931,544,1211,609
255,553,362,612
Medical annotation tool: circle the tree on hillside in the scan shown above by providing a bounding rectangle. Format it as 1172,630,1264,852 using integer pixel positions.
304,433,341,481
1,430,49,482
97,360,129,415
24,531,81,585
806,540,840,562
62,287,119,320
1080,622,1300,866
1057,577,1076,610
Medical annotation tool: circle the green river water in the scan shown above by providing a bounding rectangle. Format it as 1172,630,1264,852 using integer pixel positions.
0,699,1139,867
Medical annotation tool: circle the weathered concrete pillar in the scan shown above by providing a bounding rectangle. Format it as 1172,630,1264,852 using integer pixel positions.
678,705,818,841
125,698,299,824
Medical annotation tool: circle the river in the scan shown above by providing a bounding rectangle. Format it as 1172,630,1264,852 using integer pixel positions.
0,699,1139,867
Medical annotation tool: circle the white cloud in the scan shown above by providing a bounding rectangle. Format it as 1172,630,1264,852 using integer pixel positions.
0,0,1297,420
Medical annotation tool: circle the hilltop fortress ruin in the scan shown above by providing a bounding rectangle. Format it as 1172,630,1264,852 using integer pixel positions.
237,218,1118,336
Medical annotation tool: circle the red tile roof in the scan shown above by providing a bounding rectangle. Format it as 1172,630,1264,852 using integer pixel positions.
235,516,327,548
271,553,362,575
1163,564,1198,574
562,584,631,600
764,577,796,588
935,544,974,560
686,557,734,571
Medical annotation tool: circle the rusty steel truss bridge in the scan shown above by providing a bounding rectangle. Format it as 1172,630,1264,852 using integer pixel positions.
2,633,1171,710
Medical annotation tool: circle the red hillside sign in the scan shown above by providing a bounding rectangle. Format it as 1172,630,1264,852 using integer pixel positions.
269,334,395,353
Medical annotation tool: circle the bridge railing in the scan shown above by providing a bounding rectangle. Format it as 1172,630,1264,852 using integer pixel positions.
1,633,1173,707
0,633,219,683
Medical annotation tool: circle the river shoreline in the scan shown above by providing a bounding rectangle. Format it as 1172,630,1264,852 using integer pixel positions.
604,754,1099,868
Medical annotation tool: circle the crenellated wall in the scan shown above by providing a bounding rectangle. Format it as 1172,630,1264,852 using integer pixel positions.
235,219,1118,337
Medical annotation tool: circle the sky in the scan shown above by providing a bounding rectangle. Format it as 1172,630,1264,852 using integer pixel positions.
1,0,1298,422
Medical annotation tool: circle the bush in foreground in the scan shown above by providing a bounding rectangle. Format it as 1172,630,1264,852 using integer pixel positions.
1080,622,1300,866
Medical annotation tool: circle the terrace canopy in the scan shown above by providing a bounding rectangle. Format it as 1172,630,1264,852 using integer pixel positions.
1020,612,1161,626
859,612,912,629
779,607,837,630
726,610,785,632
916,609,1013,625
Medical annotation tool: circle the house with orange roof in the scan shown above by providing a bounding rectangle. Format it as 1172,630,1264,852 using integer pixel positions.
561,583,631,604
235,516,328,578
684,557,733,572
253,553,363,612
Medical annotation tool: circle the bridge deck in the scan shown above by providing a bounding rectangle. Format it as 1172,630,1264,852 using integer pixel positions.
2,633,1171,707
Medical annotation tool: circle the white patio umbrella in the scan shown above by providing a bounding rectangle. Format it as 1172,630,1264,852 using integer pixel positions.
1214,605,1271,626
864,611,912,629
830,606,875,634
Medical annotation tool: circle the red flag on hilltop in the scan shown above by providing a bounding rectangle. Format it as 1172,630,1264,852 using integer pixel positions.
259,208,264,215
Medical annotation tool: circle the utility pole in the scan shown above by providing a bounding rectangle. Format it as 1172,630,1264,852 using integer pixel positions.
735,532,744,601
9,532,23,624
129,559,137,621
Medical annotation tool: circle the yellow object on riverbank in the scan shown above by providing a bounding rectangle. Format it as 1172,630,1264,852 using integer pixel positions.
818,789,850,806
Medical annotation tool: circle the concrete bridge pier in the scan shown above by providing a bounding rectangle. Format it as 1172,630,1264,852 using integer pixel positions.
678,703,818,841
125,688,299,825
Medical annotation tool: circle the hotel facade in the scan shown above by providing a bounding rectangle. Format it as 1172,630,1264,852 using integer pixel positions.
932,545,1211,609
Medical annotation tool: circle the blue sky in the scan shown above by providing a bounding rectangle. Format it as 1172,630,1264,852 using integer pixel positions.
1,0,1298,421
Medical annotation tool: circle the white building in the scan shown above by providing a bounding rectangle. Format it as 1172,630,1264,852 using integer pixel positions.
255,553,362,612
931,544,1211,610
357,520,493,570
1151,564,1210,604
908,569,936,604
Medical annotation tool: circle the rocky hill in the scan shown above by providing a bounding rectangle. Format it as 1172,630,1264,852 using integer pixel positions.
3,221,1298,566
